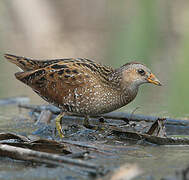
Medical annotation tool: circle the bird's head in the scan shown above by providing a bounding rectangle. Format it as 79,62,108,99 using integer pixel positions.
119,62,162,90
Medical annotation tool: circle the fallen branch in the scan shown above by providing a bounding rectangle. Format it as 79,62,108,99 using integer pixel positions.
0,144,102,175
112,128,189,145
19,104,189,126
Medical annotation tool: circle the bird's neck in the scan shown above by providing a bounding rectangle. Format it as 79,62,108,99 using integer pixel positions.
108,71,139,106
120,84,138,105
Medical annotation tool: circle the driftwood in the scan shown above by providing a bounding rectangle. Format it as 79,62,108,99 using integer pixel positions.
18,104,189,126
0,132,113,156
0,132,121,177
0,144,103,175
111,118,189,145
112,129,189,145
0,143,143,179
19,104,189,136
17,104,189,144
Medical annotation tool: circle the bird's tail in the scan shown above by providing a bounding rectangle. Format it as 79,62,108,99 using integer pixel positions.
4,54,39,71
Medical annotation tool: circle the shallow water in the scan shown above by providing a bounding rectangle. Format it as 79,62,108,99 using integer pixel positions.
2,145,189,180
0,105,189,180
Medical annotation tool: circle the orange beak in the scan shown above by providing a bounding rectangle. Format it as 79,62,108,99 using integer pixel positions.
147,73,162,86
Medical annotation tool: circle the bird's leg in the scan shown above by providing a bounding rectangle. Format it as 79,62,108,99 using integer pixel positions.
83,115,95,129
55,112,65,138
83,115,90,127
83,116,106,130
97,117,106,131
99,117,105,123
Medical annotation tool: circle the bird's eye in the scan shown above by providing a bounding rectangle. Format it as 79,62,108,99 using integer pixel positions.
137,69,145,76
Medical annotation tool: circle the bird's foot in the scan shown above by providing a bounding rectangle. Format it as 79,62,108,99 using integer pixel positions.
55,113,65,138
83,116,106,131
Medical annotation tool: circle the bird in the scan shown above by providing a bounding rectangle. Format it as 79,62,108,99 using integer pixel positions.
4,54,161,138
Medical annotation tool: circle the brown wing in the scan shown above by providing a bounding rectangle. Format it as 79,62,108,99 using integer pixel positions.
15,61,99,107
4,53,113,74
4,54,76,71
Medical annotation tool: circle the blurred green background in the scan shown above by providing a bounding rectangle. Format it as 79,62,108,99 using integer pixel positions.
0,0,188,118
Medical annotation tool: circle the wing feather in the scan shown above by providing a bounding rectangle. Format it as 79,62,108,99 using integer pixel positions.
15,61,93,105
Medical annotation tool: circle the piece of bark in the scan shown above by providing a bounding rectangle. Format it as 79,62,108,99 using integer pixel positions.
0,133,30,142
146,118,167,137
